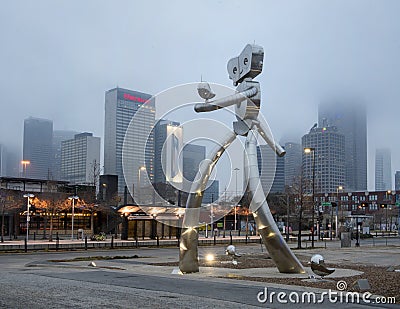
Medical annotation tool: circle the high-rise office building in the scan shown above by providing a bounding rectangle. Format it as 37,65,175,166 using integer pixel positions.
52,130,78,180
284,142,302,188
23,117,53,179
395,171,400,191
182,143,206,190
302,126,345,193
104,87,155,194
318,102,367,191
61,132,100,184
182,143,219,204
203,180,220,204
257,145,285,193
0,144,6,176
154,119,183,185
375,148,392,191
6,149,19,177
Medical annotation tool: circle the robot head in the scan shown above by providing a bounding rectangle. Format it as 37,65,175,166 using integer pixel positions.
227,44,264,86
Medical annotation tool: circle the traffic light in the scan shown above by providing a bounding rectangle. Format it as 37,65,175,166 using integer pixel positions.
360,202,368,208
380,203,387,209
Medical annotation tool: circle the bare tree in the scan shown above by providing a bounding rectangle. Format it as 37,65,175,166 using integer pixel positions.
0,189,24,242
89,159,101,193
31,192,70,241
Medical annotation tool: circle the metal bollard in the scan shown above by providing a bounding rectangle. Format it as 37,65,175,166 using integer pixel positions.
85,236,87,250
56,233,59,251
229,230,232,245
157,235,159,247
111,235,114,249
245,234,248,244
214,234,216,245
135,237,138,248
24,238,27,252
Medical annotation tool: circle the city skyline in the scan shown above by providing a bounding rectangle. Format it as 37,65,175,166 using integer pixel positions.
1,1,400,191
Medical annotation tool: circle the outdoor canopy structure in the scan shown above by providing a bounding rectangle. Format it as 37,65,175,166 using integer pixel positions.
178,44,305,274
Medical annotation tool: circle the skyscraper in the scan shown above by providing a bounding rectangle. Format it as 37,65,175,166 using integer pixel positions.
203,180,220,204
154,119,183,185
284,142,302,188
104,87,155,194
0,144,6,176
23,117,53,179
61,132,100,184
375,148,392,191
52,130,78,180
182,143,206,188
181,143,219,204
257,145,285,193
302,126,345,193
318,102,367,191
395,171,400,191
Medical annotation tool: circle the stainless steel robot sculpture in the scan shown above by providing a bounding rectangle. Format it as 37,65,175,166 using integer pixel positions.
179,44,305,274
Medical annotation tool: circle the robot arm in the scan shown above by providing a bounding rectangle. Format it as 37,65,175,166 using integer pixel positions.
255,120,286,157
194,86,258,113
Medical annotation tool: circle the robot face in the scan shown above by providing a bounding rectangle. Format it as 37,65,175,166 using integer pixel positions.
227,44,264,86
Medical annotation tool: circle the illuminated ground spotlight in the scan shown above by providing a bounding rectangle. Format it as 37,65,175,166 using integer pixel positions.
205,254,215,262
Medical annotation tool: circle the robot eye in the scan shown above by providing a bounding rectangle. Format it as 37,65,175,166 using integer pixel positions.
233,67,237,75
243,57,248,65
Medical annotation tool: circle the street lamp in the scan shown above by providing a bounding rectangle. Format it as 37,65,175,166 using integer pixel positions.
68,195,79,240
23,193,34,243
21,160,30,178
385,190,393,232
304,147,315,248
234,167,240,231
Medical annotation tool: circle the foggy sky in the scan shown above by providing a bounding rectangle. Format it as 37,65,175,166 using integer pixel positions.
0,0,399,191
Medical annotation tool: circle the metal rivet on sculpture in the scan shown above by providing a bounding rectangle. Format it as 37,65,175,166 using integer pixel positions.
179,44,305,274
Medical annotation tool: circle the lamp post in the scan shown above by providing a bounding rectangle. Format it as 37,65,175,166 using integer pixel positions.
304,147,315,248
21,160,30,178
385,190,392,232
286,193,290,242
234,167,239,231
210,193,214,237
23,193,34,243
68,195,79,240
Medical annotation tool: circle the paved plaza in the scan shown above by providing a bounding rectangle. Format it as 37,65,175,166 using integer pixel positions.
0,237,399,308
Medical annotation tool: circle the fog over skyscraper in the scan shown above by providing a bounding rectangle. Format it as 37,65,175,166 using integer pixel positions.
23,117,53,179
318,102,367,191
